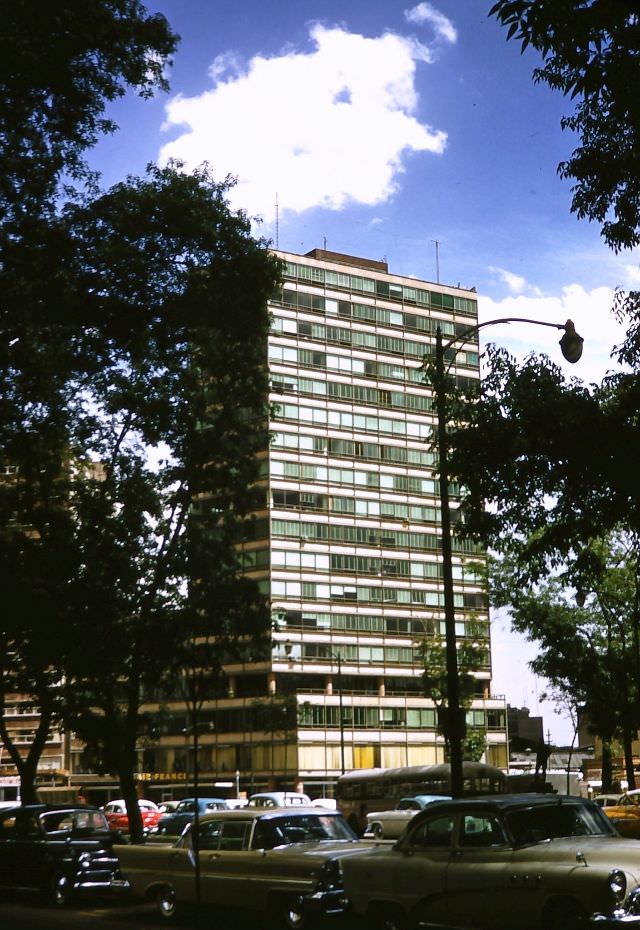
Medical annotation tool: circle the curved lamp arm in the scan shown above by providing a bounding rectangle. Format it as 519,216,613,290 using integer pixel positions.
441,317,584,364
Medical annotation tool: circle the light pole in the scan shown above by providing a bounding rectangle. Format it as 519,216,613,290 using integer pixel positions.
329,651,345,775
434,317,583,799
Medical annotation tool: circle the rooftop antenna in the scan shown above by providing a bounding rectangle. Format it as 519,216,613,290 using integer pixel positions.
275,193,279,250
432,239,440,284
323,235,327,250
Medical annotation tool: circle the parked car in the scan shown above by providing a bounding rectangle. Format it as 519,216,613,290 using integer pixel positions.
364,794,450,839
151,797,229,837
247,791,312,808
594,791,640,839
102,798,162,834
0,804,130,906
117,805,371,926
339,793,640,929
158,800,181,814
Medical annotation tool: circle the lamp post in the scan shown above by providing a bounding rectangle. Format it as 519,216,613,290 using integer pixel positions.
329,651,345,775
434,317,583,799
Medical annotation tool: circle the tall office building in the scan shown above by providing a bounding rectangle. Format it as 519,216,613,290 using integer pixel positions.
213,248,508,796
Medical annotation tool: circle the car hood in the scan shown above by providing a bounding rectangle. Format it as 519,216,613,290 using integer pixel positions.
512,835,640,875
266,840,373,858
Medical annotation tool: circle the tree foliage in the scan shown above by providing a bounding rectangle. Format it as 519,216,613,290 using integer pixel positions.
0,2,282,840
449,341,640,767
490,0,640,252
0,0,177,226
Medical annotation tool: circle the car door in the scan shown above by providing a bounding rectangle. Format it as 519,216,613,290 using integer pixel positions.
384,811,455,925
0,809,20,886
444,812,515,929
198,818,253,908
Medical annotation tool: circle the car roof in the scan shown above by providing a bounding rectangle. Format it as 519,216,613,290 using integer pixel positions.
176,797,227,804
9,804,103,814
407,794,594,817
196,806,342,823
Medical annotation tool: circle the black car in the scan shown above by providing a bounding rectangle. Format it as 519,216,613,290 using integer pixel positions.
0,804,130,906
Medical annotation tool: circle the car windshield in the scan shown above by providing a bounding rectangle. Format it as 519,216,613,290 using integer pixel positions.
506,803,615,845
41,810,110,834
254,814,357,848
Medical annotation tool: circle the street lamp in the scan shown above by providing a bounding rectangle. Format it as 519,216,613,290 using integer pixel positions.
329,651,345,775
434,317,583,799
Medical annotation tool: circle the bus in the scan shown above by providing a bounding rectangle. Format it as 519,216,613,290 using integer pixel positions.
336,762,508,835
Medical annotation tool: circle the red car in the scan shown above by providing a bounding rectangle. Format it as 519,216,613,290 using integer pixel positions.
102,799,161,833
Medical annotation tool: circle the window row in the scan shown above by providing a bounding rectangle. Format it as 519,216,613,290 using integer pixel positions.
297,704,503,730
269,344,429,384
270,461,436,495
280,266,478,316
274,609,489,637
270,579,469,608
272,315,478,368
270,550,476,582
271,373,433,413
274,402,431,440
271,432,435,467
271,489,441,522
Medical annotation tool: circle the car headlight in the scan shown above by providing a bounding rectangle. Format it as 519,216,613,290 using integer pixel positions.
78,852,93,870
608,869,627,904
316,858,344,892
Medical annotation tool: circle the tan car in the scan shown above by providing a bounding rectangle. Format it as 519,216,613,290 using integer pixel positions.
117,805,370,928
339,794,640,929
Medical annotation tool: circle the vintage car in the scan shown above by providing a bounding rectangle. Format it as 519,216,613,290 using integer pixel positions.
247,791,312,808
364,795,450,840
0,804,130,906
339,793,640,929
117,805,370,927
102,798,162,834
151,797,229,837
596,791,640,839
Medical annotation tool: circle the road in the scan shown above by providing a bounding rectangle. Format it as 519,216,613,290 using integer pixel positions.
0,896,265,930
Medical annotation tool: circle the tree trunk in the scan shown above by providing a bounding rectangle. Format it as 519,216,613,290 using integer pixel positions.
623,729,636,790
120,765,144,844
601,739,614,794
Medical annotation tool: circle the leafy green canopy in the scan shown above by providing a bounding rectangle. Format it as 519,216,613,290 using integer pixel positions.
0,0,177,225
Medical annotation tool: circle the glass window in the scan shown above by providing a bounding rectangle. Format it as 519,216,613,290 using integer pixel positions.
409,815,454,848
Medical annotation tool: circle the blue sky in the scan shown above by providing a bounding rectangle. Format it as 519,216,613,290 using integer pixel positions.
89,1,639,744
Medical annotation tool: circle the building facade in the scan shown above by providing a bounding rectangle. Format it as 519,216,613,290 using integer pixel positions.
210,248,507,795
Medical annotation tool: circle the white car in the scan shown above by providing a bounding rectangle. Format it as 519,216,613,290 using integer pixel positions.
365,794,450,839
246,791,312,808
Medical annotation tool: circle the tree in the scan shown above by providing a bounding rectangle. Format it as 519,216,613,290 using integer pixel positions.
491,533,640,791
489,0,640,252
449,348,640,575
416,627,490,763
0,0,177,811
0,0,176,227
448,346,640,787
55,165,279,842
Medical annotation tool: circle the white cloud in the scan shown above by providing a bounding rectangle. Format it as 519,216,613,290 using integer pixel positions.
404,3,458,44
159,24,447,222
478,285,627,385
488,265,528,295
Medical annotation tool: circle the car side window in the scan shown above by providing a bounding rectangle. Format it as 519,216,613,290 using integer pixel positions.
197,820,222,850
408,815,454,849
218,821,250,850
460,815,506,848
